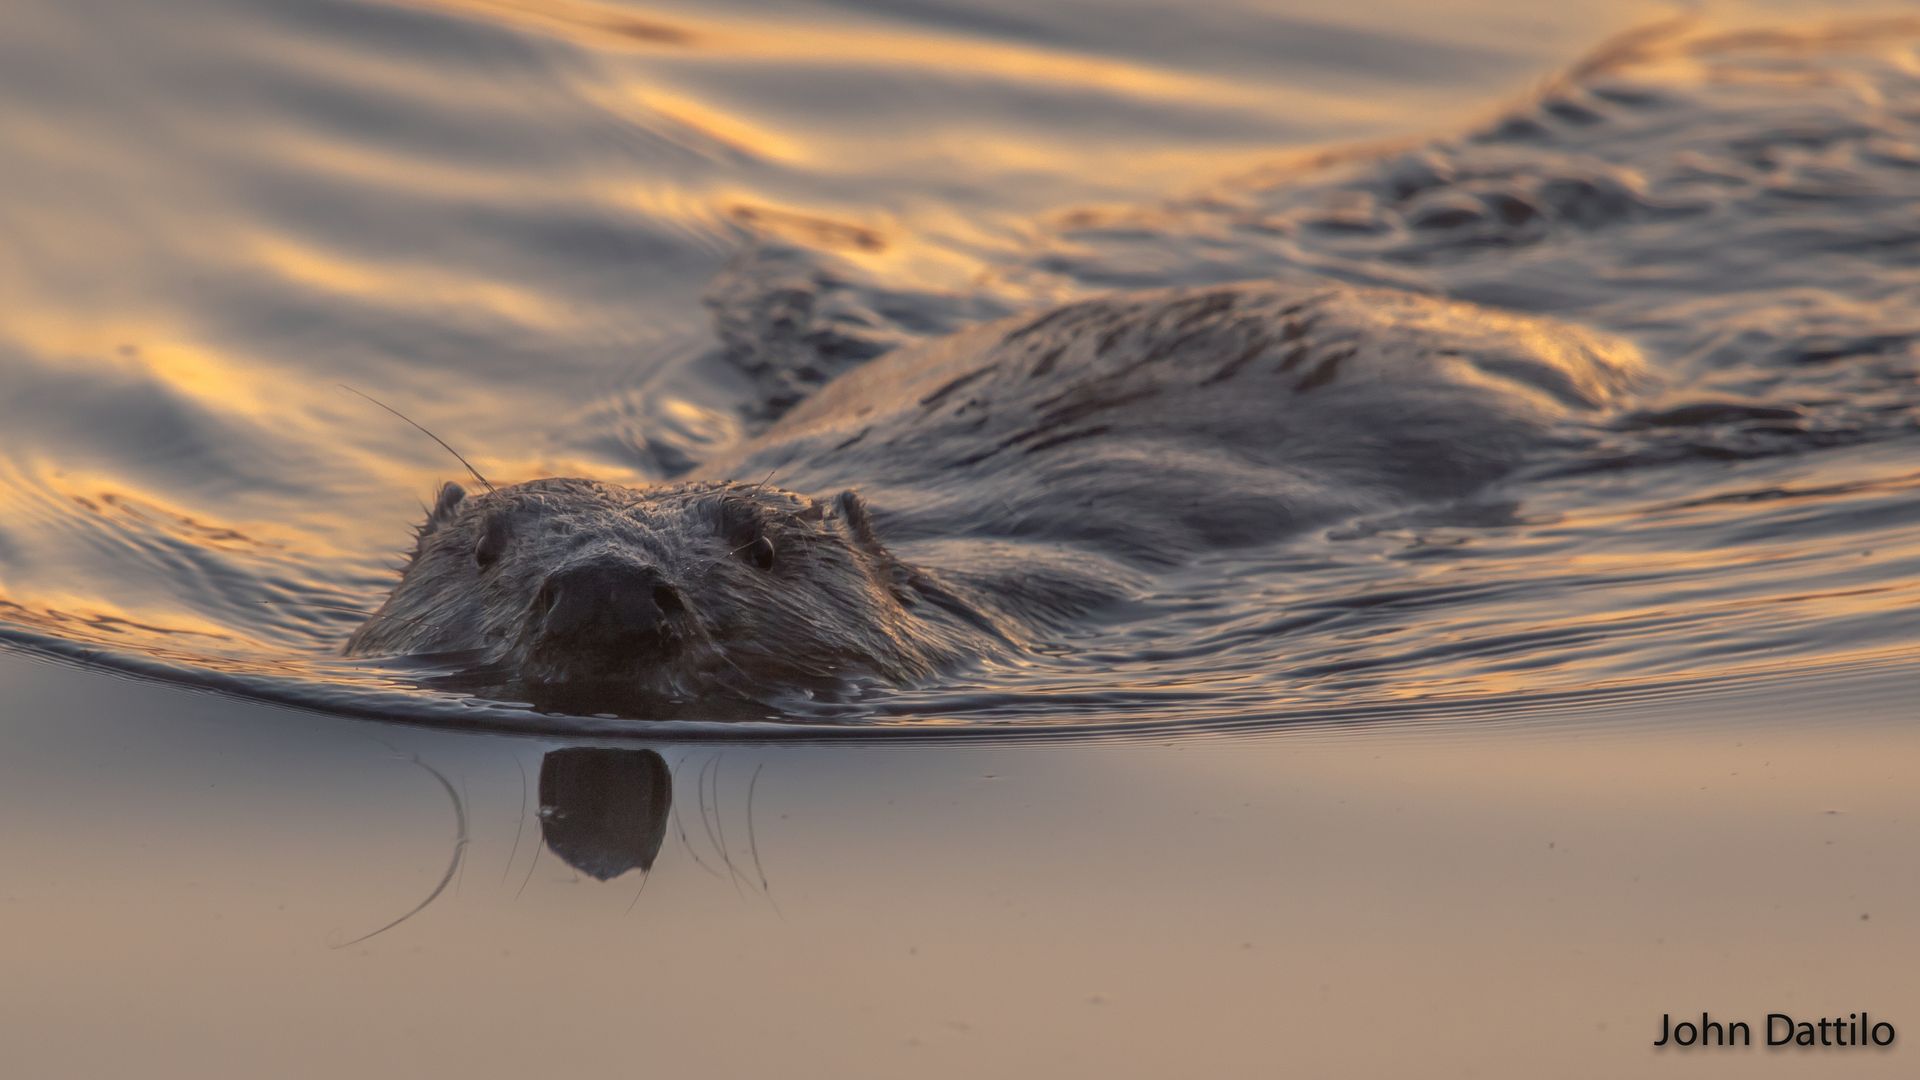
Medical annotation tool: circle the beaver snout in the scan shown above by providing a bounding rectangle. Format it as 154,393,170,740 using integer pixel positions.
532,556,688,661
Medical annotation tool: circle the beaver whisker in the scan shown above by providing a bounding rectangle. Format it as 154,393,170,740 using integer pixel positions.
745,762,776,904
454,774,471,897
513,832,543,899
685,552,738,585
330,752,467,948
250,598,373,615
703,755,751,899
702,641,754,683
249,599,382,628
622,864,653,915
342,603,460,638
341,384,497,495
669,756,726,880
503,753,529,886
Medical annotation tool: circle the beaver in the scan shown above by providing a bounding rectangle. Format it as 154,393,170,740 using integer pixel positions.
346,282,1646,708
344,477,1016,704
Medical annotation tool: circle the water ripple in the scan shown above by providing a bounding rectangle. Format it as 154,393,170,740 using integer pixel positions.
0,3,1915,736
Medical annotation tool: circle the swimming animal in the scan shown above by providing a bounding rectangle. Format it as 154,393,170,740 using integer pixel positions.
346,282,1645,707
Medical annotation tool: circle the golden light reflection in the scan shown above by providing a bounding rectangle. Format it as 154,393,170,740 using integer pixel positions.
31,465,315,552
403,0,1392,120
136,341,285,418
0,315,287,425
0,0,1912,732
626,88,811,164
254,128,541,202
243,232,568,331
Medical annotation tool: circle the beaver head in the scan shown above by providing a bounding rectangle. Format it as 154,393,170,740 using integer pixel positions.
345,477,1000,708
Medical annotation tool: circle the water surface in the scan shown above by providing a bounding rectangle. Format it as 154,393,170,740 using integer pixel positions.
2,648,1914,1076
2,1,1917,1073
8,0,1916,732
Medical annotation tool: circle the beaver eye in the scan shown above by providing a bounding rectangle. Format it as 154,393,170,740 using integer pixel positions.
474,513,509,571
739,534,776,572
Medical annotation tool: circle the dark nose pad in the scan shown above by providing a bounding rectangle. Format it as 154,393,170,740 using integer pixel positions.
535,558,686,655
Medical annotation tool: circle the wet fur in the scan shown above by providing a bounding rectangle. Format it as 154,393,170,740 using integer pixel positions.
346,479,1012,701
348,282,1647,704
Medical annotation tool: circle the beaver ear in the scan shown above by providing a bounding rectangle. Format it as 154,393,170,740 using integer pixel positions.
422,482,466,536
473,510,511,570
831,490,884,551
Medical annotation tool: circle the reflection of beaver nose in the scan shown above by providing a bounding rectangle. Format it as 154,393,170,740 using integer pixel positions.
536,559,686,652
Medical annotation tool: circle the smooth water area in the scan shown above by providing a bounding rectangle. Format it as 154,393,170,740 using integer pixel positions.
5,648,1917,1077
4,0,1914,732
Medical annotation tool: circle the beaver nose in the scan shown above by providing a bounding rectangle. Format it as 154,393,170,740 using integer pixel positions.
535,558,686,654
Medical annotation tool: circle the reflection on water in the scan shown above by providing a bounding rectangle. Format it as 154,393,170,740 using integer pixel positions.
537,746,672,879
1,649,1915,1077
0,0,1914,733
337,745,678,944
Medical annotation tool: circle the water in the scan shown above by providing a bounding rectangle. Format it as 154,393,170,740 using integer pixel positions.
3,1,1918,1074
3,647,1916,1077
3,0,1915,734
